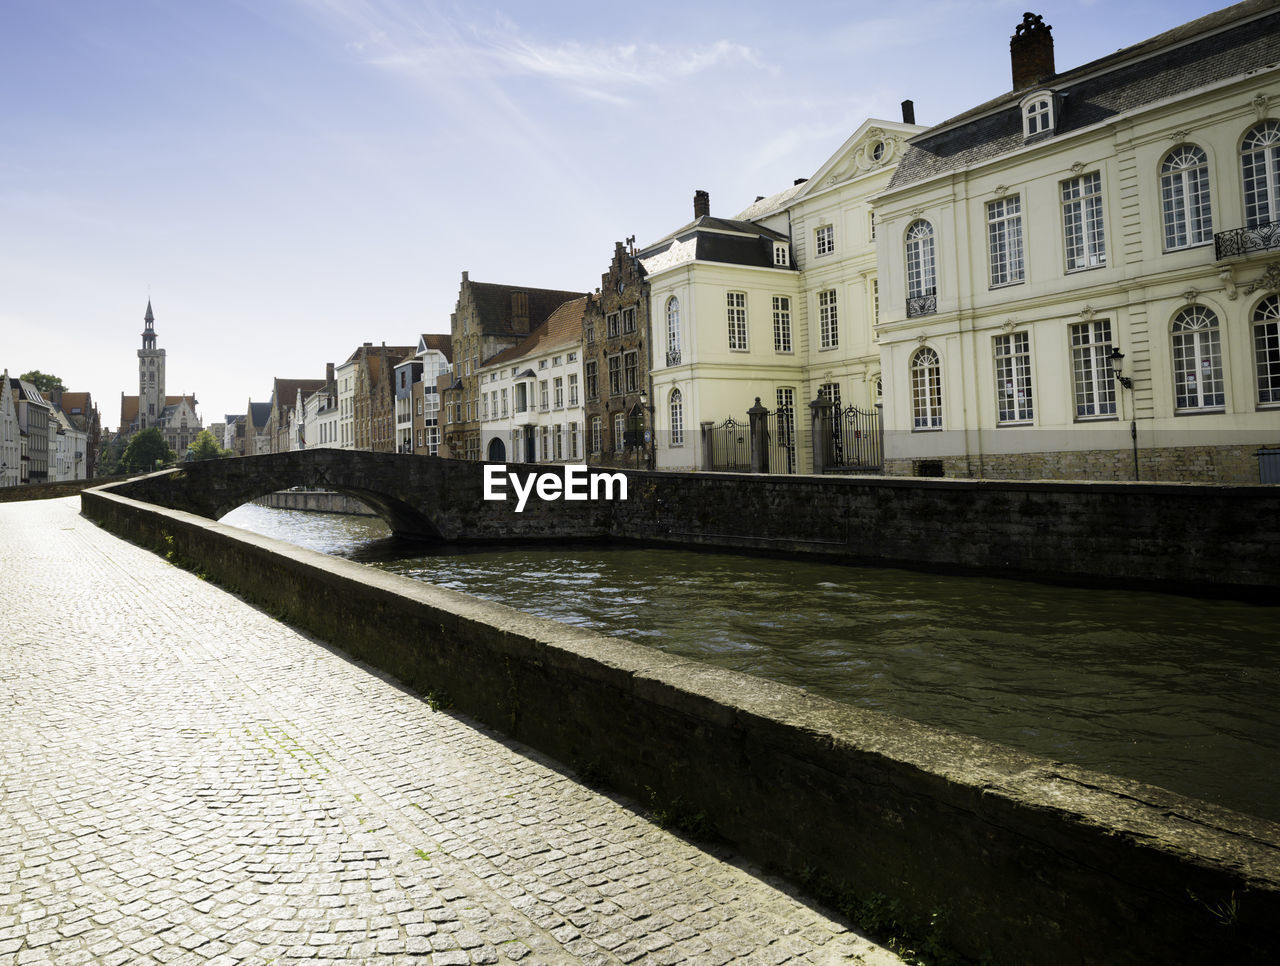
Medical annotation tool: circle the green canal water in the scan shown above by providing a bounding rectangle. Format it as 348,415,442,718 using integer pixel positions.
221,503,1280,823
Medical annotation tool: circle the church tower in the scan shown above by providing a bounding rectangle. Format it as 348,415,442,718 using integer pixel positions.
137,300,166,429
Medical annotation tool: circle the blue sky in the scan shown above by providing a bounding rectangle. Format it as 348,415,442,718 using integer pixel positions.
1,0,1230,428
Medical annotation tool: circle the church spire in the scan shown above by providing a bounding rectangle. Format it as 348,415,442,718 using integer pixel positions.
144,299,155,325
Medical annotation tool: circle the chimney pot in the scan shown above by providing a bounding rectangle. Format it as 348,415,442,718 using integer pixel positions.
693,190,710,219
1010,12,1055,90
901,99,915,125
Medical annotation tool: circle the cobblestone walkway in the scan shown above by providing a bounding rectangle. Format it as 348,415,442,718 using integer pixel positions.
0,499,902,966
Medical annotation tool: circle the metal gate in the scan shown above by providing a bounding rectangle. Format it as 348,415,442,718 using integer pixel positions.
707,415,751,471
768,406,796,474
827,404,883,472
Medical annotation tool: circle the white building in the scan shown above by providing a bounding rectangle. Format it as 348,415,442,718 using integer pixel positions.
475,298,588,464
874,2,1280,481
1,371,21,487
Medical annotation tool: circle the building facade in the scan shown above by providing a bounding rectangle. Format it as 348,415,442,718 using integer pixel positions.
119,301,202,458
442,273,586,460
875,2,1280,482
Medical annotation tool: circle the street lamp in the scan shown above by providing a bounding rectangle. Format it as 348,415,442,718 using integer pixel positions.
1109,347,1139,480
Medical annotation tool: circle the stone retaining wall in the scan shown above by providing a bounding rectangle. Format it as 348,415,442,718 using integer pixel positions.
80,483,1280,966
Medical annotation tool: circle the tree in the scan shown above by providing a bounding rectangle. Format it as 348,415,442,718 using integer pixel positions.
20,370,66,395
119,427,176,472
186,429,229,461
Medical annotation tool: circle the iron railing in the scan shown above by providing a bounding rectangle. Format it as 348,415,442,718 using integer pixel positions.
1215,222,1280,260
906,291,937,318
767,407,796,474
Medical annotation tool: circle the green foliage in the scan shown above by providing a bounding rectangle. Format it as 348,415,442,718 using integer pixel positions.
186,429,229,461
120,427,176,472
20,370,66,395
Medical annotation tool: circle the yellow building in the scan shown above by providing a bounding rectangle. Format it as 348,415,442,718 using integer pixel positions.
875,2,1280,481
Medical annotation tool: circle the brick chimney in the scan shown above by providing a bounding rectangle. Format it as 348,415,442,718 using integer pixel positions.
1010,12,1054,91
901,99,915,125
693,190,710,219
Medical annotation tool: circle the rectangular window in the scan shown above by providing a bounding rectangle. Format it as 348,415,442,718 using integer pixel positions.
591,416,603,454
585,361,598,400
540,425,550,462
815,224,834,256
819,290,838,349
539,359,548,370
613,412,626,452
772,296,792,352
608,356,622,395
994,332,1034,423
539,380,549,411
624,351,638,393
988,196,1025,286
1062,173,1106,271
622,307,636,333
569,421,579,459
554,424,563,461
607,312,621,338
727,292,748,350
774,243,788,266
585,323,595,345
568,373,579,407
501,388,508,417
1070,320,1117,418
869,211,876,241
553,377,564,409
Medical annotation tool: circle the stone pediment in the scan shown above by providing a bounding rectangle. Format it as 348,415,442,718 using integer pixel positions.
815,127,907,189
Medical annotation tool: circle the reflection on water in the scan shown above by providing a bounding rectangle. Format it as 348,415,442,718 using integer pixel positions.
220,503,1280,822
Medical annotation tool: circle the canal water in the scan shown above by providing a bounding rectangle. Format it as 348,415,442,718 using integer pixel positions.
221,503,1280,823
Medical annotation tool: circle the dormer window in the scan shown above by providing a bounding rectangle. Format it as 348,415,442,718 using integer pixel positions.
1021,91,1056,142
773,242,789,267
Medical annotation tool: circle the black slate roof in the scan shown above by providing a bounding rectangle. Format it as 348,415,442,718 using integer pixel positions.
889,1,1280,189
639,215,790,270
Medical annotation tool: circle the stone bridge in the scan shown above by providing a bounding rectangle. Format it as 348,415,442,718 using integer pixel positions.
101,450,619,541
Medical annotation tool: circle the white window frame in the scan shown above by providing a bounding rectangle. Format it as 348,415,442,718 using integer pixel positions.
911,347,943,431
1070,320,1117,419
1171,306,1224,412
987,196,1025,287
1253,295,1280,407
666,297,681,364
613,412,626,452
773,243,789,267
1022,94,1054,140
727,292,748,351
1062,172,1106,271
669,389,684,447
590,415,603,453
1242,121,1280,228
772,296,792,353
815,224,834,257
1161,145,1213,250
818,290,838,349
994,332,1034,424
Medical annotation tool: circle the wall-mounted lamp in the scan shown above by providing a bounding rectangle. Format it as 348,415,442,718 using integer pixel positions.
1108,347,1133,390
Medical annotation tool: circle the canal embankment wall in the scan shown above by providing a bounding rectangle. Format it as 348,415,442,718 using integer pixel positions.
615,471,1280,598
80,482,1280,966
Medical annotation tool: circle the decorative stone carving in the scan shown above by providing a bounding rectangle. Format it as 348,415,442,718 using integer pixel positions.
993,185,1008,197
1241,262,1280,296
1079,305,1096,320
1254,93,1271,121
1070,162,1087,175
1181,288,1200,304
1170,130,1190,143
1220,266,1238,301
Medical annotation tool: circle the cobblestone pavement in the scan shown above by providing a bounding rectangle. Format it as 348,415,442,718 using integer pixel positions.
0,499,903,966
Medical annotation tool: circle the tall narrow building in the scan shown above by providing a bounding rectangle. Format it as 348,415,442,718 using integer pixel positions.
137,300,166,429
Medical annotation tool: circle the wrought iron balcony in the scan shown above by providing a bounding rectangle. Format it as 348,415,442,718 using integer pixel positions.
1216,221,1280,260
906,291,937,318
666,348,682,367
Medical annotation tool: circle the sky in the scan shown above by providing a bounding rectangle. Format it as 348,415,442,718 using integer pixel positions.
1,0,1233,429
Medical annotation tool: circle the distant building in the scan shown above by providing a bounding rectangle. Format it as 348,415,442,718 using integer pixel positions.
410,335,452,456
56,391,101,477
12,379,52,483
118,301,202,459
0,370,21,486
443,273,587,460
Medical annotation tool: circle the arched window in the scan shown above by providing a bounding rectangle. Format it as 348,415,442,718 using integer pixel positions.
1242,121,1280,227
905,220,936,317
1255,295,1280,406
910,347,942,430
1024,97,1053,139
669,389,684,446
1161,145,1212,249
1171,306,1224,411
666,297,681,366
